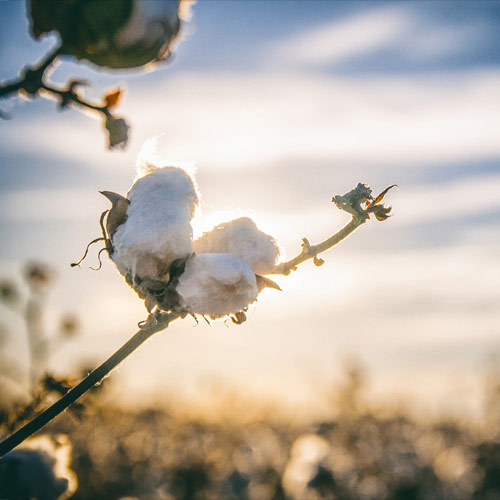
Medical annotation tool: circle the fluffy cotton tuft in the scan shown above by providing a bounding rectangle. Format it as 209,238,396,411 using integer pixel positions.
176,253,259,318
193,217,280,275
101,160,282,318
111,165,198,280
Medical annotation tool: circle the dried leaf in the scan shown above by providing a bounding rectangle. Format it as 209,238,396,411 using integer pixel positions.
373,184,398,205
104,115,129,149
231,311,247,325
103,88,123,109
367,204,392,221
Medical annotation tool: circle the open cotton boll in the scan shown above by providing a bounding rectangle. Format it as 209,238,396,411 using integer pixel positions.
114,0,182,50
176,253,259,318
111,165,198,281
193,217,281,275
0,434,77,500
29,0,192,69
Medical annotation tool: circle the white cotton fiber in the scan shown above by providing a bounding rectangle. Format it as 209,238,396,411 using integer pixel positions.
176,253,259,318
193,217,280,275
111,165,198,280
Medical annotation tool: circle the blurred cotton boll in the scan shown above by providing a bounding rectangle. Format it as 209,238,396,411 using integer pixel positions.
193,217,281,275
0,434,77,500
29,0,192,69
176,253,259,319
282,433,330,500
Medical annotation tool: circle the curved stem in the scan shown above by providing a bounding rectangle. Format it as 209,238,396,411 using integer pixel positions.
272,214,366,275
0,45,128,148
0,312,177,458
0,44,61,99
271,182,394,276
39,81,111,118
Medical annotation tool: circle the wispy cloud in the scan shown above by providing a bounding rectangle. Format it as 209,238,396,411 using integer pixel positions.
4,69,500,199
0,188,105,221
271,6,409,68
392,174,500,226
125,70,500,171
269,4,492,69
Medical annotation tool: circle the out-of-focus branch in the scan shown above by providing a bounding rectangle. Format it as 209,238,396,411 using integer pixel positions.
0,311,179,458
0,46,129,149
0,45,61,99
272,183,396,276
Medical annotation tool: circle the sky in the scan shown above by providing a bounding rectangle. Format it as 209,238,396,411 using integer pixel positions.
0,0,499,419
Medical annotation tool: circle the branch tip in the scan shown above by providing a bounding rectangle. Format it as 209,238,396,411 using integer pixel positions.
273,182,396,275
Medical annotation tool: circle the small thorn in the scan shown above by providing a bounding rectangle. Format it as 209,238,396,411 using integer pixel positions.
301,238,311,253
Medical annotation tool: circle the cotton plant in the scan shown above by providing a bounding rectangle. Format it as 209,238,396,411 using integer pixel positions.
0,156,396,458
0,0,194,148
96,163,282,324
88,162,393,325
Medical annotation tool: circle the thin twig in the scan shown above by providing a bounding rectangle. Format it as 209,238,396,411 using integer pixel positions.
0,312,178,457
0,44,61,99
0,46,128,148
39,81,112,118
0,44,106,115
272,182,395,276
272,215,367,275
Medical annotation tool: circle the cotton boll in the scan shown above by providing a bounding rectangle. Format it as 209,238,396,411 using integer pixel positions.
193,217,281,275
176,253,259,318
111,165,198,282
29,0,191,69
0,434,77,500
114,0,181,49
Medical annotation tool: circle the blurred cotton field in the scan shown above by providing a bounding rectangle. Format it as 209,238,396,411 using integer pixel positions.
1,0,500,498
2,368,499,499
0,434,77,500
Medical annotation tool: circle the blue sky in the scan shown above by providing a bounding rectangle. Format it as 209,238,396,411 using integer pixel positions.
1,1,499,418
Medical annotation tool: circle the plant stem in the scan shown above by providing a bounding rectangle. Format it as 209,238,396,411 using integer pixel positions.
272,214,367,275
0,312,177,458
271,182,395,276
0,44,61,99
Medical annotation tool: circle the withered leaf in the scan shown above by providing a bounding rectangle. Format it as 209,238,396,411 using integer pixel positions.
103,88,123,109
231,311,247,325
372,184,398,205
104,115,129,149
367,204,392,221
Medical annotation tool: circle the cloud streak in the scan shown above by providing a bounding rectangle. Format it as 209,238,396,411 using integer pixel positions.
269,3,493,69
271,6,409,67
